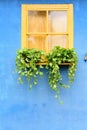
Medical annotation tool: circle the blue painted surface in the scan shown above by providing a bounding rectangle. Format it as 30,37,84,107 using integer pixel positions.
0,0,87,130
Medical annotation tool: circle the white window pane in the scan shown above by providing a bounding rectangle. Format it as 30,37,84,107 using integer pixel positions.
48,11,67,33
27,35,46,50
28,11,46,33
48,35,67,50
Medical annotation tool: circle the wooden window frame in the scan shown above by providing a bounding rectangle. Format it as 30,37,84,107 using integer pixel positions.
21,4,73,52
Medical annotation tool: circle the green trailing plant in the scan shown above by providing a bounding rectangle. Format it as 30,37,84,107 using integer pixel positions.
46,46,78,98
16,46,78,99
16,48,44,88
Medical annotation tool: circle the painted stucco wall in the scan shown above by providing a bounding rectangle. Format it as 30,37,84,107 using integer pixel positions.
0,0,87,130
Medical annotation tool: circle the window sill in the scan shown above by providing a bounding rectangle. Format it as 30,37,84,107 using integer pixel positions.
36,62,71,65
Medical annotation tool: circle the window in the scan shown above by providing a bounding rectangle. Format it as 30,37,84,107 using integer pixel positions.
21,4,73,53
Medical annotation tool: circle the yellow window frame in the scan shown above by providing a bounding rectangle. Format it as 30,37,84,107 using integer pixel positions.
21,4,73,52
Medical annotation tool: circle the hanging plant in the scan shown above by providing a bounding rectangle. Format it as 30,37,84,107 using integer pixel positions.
16,48,44,88
16,46,78,99
46,46,78,98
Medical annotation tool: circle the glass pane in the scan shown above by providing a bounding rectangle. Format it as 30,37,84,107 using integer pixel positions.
28,11,46,33
27,35,46,50
48,35,67,50
48,11,67,33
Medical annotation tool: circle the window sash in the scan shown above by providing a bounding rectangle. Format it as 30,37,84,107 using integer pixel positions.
21,4,73,51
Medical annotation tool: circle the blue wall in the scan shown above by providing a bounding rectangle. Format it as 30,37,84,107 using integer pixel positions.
0,0,87,130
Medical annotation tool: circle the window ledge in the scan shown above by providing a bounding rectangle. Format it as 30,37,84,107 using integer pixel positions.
36,62,71,65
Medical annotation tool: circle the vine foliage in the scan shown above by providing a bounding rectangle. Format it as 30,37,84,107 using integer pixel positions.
16,46,78,98
46,46,78,97
16,48,44,88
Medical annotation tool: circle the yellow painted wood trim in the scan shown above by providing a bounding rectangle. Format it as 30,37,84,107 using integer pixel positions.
68,4,73,48
26,4,70,10
26,33,68,35
21,5,27,48
46,10,49,53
